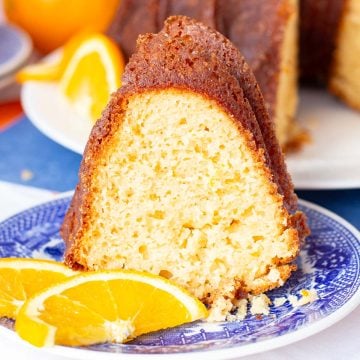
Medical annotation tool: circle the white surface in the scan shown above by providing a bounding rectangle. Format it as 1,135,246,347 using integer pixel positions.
0,181,359,359
286,89,360,189
21,84,360,190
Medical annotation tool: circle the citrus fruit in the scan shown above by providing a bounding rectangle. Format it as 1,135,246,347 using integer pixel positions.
16,31,99,83
16,270,208,347
59,33,124,122
16,62,62,83
0,258,76,319
4,0,120,53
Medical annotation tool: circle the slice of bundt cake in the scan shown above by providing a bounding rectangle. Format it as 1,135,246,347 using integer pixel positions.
62,16,308,320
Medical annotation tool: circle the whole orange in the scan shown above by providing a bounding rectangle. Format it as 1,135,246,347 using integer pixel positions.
4,0,120,53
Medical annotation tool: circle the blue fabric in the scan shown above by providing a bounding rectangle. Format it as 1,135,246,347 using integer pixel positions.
0,117,81,192
1,116,359,229
298,190,360,230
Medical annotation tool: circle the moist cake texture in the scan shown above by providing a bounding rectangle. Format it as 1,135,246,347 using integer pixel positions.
63,16,309,320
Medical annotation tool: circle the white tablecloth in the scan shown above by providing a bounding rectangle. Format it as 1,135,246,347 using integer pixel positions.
0,181,359,360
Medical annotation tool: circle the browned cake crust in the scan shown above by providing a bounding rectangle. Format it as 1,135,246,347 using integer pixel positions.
62,17,309,292
300,0,347,83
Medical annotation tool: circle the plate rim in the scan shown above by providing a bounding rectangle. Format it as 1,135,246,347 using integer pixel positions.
0,195,359,359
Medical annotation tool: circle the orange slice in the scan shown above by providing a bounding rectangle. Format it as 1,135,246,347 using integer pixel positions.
0,258,76,319
16,270,208,347
59,33,124,123
15,33,83,83
16,62,63,83
16,31,108,82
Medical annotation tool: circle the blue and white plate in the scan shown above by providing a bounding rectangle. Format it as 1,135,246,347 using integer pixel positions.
0,194,359,359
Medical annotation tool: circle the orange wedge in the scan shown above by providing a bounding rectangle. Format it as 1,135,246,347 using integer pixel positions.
16,270,208,347
16,32,124,123
16,62,63,83
60,33,124,122
15,32,84,83
0,258,76,319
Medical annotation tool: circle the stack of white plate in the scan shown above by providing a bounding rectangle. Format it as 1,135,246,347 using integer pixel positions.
0,24,32,103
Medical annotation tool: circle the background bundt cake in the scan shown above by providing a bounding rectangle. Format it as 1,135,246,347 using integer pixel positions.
62,16,308,320
328,0,360,110
107,0,299,149
300,0,346,83
301,0,360,110
216,0,299,151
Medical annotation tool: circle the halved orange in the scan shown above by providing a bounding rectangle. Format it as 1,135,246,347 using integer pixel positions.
0,258,76,319
15,32,82,83
16,270,208,347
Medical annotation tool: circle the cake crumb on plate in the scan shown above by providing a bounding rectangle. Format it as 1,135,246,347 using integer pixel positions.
250,294,271,316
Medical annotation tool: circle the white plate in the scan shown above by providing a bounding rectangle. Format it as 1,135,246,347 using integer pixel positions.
21,83,360,189
286,89,360,189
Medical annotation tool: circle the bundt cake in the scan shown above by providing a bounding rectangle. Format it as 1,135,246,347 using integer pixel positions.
301,0,360,110
329,0,360,110
107,0,299,148
300,0,345,83
216,0,299,152
107,0,216,57
62,16,309,320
